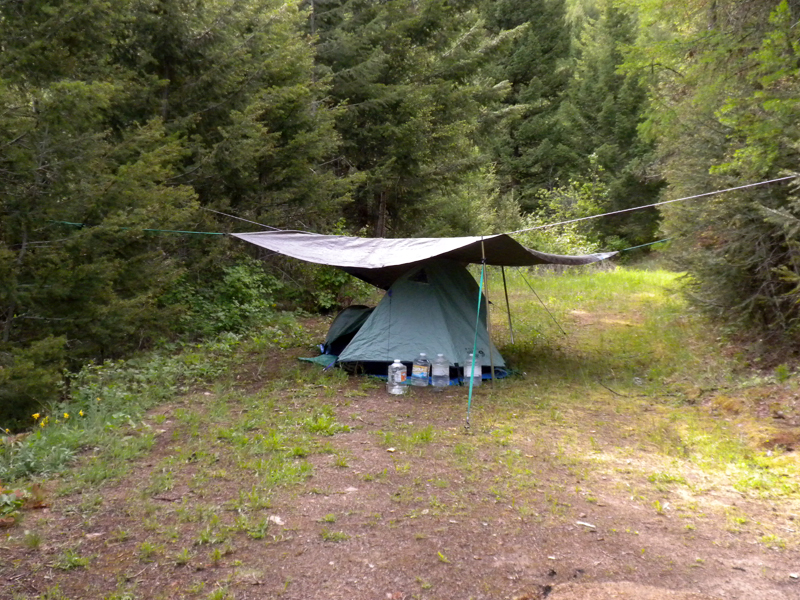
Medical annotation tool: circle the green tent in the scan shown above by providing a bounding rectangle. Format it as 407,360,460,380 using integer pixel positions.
323,305,374,355
337,259,503,374
232,230,616,377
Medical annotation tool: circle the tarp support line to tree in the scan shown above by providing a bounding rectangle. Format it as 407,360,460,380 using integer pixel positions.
518,269,568,337
501,266,515,345
620,238,672,252
506,176,796,235
200,207,283,231
51,221,225,235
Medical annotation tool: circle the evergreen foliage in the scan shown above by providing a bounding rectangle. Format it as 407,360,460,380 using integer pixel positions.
626,0,800,340
564,1,663,247
3,0,800,428
313,0,509,235
485,0,575,210
0,0,344,422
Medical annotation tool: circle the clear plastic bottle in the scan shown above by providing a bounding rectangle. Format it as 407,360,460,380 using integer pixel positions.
410,353,430,386
431,353,449,390
387,359,406,395
465,352,482,387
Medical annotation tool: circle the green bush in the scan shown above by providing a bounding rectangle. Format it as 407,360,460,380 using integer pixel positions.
161,258,282,338
0,336,66,430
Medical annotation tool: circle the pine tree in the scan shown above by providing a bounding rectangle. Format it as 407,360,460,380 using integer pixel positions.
484,0,575,211
313,0,505,236
564,0,663,246
115,0,345,230
0,0,345,422
627,0,800,341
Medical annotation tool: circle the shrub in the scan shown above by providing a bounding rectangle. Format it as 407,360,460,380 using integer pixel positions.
0,336,66,430
160,258,281,338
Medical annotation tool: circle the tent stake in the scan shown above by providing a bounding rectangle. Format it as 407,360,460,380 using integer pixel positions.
501,266,514,345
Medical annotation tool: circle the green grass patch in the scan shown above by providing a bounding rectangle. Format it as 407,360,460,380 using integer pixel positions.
0,316,309,483
320,527,350,542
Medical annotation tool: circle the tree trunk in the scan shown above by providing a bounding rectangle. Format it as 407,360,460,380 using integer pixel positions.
375,190,387,237
3,229,27,343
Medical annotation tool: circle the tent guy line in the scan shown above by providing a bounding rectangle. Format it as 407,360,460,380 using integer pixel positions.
506,175,796,235
199,206,281,230
41,175,795,250
517,268,568,337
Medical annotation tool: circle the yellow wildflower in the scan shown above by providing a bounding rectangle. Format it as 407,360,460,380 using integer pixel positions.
32,413,40,420
79,410,84,417
63,412,69,420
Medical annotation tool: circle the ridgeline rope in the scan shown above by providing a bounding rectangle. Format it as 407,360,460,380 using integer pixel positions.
507,176,795,235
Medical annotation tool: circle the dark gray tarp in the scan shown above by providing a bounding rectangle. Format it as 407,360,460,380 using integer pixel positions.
232,230,616,289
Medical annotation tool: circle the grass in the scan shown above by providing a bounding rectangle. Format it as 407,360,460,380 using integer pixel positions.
378,424,436,451
471,266,800,495
53,548,91,570
495,266,715,390
0,322,310,483
137,540,162,563
3,262,800,598
320,527,350,542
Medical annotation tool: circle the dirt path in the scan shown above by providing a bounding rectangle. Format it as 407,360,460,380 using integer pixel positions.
226,390,798,600
3,373,798,600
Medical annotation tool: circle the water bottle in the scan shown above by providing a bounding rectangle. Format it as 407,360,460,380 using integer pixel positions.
431,353,449,390
410,353,430,386
387,359,406,395
465,352,482,387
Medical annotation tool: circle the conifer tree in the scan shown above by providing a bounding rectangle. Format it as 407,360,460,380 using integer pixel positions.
484,0,575,211
0,0,344,422
313,0,506,236
626,0,800,341
116,0,345,229
564,0,662,246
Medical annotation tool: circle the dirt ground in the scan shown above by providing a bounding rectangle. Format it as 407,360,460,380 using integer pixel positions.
2,357,800,600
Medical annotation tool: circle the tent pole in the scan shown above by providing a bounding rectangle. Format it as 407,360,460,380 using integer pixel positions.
481,241,496,386
501,266,514,344
466,254,486,430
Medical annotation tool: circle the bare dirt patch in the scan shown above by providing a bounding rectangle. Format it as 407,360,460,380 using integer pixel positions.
2,366,799,600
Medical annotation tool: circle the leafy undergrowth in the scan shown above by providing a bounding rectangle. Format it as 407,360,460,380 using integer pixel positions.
2,265,800,600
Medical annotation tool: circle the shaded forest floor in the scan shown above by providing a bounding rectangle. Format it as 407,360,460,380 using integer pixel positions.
2,267,800,600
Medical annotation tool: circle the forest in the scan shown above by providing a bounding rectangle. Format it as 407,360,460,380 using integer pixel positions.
2,0,799,426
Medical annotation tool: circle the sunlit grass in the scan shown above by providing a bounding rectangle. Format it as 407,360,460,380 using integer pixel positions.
466,262,800,506
486,265,728,393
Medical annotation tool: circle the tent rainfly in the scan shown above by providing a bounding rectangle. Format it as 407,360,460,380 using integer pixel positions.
232,230,616,377
232,230,615,289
